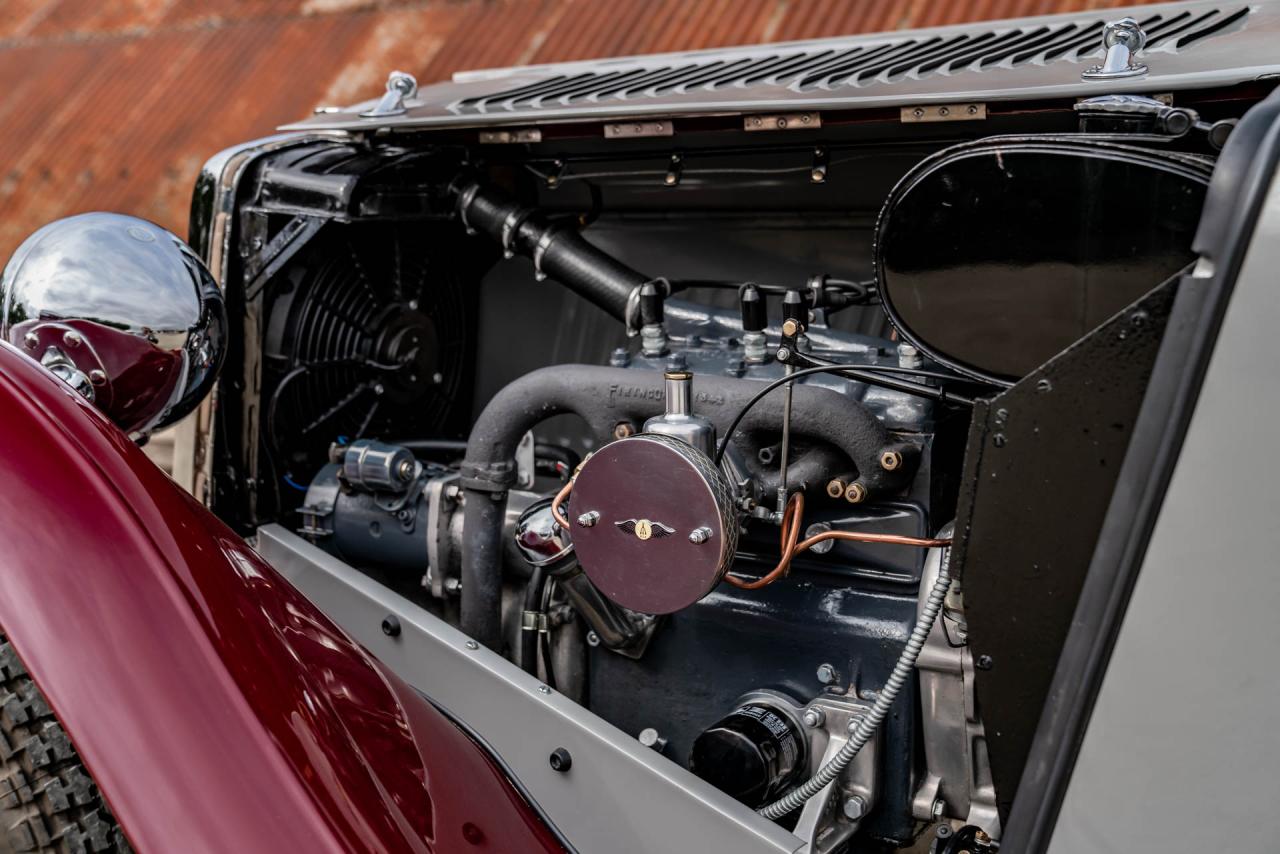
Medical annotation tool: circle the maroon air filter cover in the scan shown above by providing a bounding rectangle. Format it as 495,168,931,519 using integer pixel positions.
569,433,738,615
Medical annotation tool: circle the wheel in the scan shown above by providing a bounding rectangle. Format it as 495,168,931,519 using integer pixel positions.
0,634,131,853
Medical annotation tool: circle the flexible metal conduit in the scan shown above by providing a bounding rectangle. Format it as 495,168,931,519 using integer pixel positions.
759,528,954,819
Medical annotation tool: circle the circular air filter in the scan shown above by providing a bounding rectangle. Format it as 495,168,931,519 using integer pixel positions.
569,434,738,615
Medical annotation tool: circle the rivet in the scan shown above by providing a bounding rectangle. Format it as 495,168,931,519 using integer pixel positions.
62,330,83,348
465,640,479,650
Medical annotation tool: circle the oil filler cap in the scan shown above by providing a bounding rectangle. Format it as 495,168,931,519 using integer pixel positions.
569,433,737,614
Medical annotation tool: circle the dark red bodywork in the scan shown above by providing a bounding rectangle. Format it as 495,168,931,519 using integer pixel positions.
0,342,562,853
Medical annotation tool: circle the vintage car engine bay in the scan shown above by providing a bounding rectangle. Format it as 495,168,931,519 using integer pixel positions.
167,24,1274,850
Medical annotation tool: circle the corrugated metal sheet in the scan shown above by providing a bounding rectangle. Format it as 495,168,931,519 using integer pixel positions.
0,0,1168,260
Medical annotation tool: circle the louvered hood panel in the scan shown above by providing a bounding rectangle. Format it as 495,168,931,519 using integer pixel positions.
283,0,1275,132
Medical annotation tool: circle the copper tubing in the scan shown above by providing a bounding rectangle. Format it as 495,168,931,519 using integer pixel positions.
725,492,950,591
724,493,805,590
550,478,573,530
794,530,952,552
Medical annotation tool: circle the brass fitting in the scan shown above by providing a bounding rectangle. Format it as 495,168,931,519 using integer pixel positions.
844,482,867,504
879,450,903,471
826,477,847,499
781,318,802,338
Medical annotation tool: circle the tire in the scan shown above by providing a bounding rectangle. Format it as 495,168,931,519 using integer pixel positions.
0,635,131,853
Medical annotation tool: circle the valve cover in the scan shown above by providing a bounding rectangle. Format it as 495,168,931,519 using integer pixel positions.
569,434,738,614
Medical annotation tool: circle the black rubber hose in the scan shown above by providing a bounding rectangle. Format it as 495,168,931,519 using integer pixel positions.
521,566,546,675
458,365,907,647
454,180,647,320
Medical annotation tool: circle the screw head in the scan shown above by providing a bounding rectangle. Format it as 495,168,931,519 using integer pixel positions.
381,615,402,637
549,747,572,772
801,707,825,728
62,330,82,348
538,685,552,695
22,332,38,349
976,654,994,670
843,795,867,820
465,640,479,650
816,663,838,684
810,168,826,183
88,369,107,386
586,630,601,647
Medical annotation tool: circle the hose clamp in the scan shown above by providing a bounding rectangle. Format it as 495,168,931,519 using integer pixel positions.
457,183,481,235
624,284,643,337
501,209,534,259
533,228,559,282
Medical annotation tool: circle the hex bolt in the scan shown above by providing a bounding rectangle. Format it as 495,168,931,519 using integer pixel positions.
880,450,903,471
781,318,801,338
688,526,712,545
62,330,83,348
826,478,847,499
549,747,572,772
776,347,791,361
577,511,600,528
801,707,826,728
843,795,867,821
612,422,635,439
816,663,838,684
844,482,867,504
381,615,401,637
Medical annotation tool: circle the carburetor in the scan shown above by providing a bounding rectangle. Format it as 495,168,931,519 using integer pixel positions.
567,371,741,614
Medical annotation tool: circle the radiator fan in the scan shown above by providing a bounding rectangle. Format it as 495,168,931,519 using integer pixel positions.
263,224,471,472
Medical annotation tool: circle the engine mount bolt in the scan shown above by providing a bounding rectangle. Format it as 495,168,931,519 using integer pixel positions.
577,511,601,528
844,482,867,504
688,526,712,545
826,478,847,499
816,663,838,684
880,450,903,471
843,795,868,821
801,707,826,728
62,330,83,348
22,332,38,349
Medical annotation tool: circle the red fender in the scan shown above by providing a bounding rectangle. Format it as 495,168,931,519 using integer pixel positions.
0,342,562,853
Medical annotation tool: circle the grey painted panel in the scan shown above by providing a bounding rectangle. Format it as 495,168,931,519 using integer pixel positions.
255,524,804,854
1049,172,1280,850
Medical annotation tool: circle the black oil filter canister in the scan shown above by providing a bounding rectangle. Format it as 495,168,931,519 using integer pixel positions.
688,702,807,807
